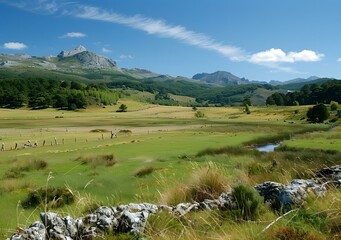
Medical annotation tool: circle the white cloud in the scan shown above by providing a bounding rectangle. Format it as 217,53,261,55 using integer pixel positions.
119,54,133,59
60,32,87,38
249,48,324,63
337,58,341,62
102,47,112,53
3,42,28,50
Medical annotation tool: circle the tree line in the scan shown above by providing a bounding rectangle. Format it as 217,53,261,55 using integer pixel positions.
0,78,120,110
266,80,341,106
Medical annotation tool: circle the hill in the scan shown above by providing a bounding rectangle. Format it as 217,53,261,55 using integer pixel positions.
192,71,250,86
269,76,320,86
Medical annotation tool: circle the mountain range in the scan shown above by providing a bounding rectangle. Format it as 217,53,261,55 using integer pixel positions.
0,45,331,87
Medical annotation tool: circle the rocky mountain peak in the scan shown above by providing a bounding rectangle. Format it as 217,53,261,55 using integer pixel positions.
57,45,87,58
56,46,117,69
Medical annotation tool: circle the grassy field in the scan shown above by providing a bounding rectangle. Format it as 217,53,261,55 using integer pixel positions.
0,102,339,239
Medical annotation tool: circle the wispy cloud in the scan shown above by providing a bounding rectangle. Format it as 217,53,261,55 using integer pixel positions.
337,58,341,62
60,32,87,38
3,42,27,50
5,0,58,14
102,47,112,53
119,54,133,59
68,5,246,61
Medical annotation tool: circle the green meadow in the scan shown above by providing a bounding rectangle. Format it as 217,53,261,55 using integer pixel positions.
0,102,340,239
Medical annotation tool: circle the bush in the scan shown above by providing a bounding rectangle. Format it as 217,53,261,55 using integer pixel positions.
330,101,338,111
231,184,263,220
307,103,329,123
21,187,74,209
194,110,205,118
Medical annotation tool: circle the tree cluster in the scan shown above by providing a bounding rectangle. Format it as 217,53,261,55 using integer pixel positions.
0,78,119,110
266,80,341,106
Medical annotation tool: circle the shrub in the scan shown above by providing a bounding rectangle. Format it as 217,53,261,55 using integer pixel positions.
21,187,74,209
231,184,263,220
194,110,205,118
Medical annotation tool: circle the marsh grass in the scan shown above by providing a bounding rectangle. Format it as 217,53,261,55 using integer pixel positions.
76,154,117,168
196,145,260,157
3,159,47,179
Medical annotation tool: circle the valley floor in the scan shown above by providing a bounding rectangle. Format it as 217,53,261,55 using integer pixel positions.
0,102,340,239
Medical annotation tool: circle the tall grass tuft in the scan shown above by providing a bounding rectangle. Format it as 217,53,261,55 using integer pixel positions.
231,184,263,221
21,187,74,209
134,166,158,177
76,154,117,168
161,163,230,205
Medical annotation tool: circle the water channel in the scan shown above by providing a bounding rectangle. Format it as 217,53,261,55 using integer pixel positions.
255,143,281,152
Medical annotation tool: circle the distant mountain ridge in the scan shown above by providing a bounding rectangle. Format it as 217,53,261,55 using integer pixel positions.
192,71,250,86
269,76,320,86
0,45,118,70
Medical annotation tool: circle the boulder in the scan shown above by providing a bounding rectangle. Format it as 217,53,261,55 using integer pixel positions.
255,179,326,212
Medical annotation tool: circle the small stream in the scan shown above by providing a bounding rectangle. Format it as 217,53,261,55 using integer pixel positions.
255,143,281,152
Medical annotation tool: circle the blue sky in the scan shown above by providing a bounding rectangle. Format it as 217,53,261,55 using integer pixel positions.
1,0,341,81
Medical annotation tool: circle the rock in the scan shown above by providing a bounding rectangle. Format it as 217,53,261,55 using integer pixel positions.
218,192,236,210
9,221,46,240
199,199,220,210
173,202,199,216
63,216,77,238
117,210,149,236
315,165,341,187
40,212,66,238
255,179,326,212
